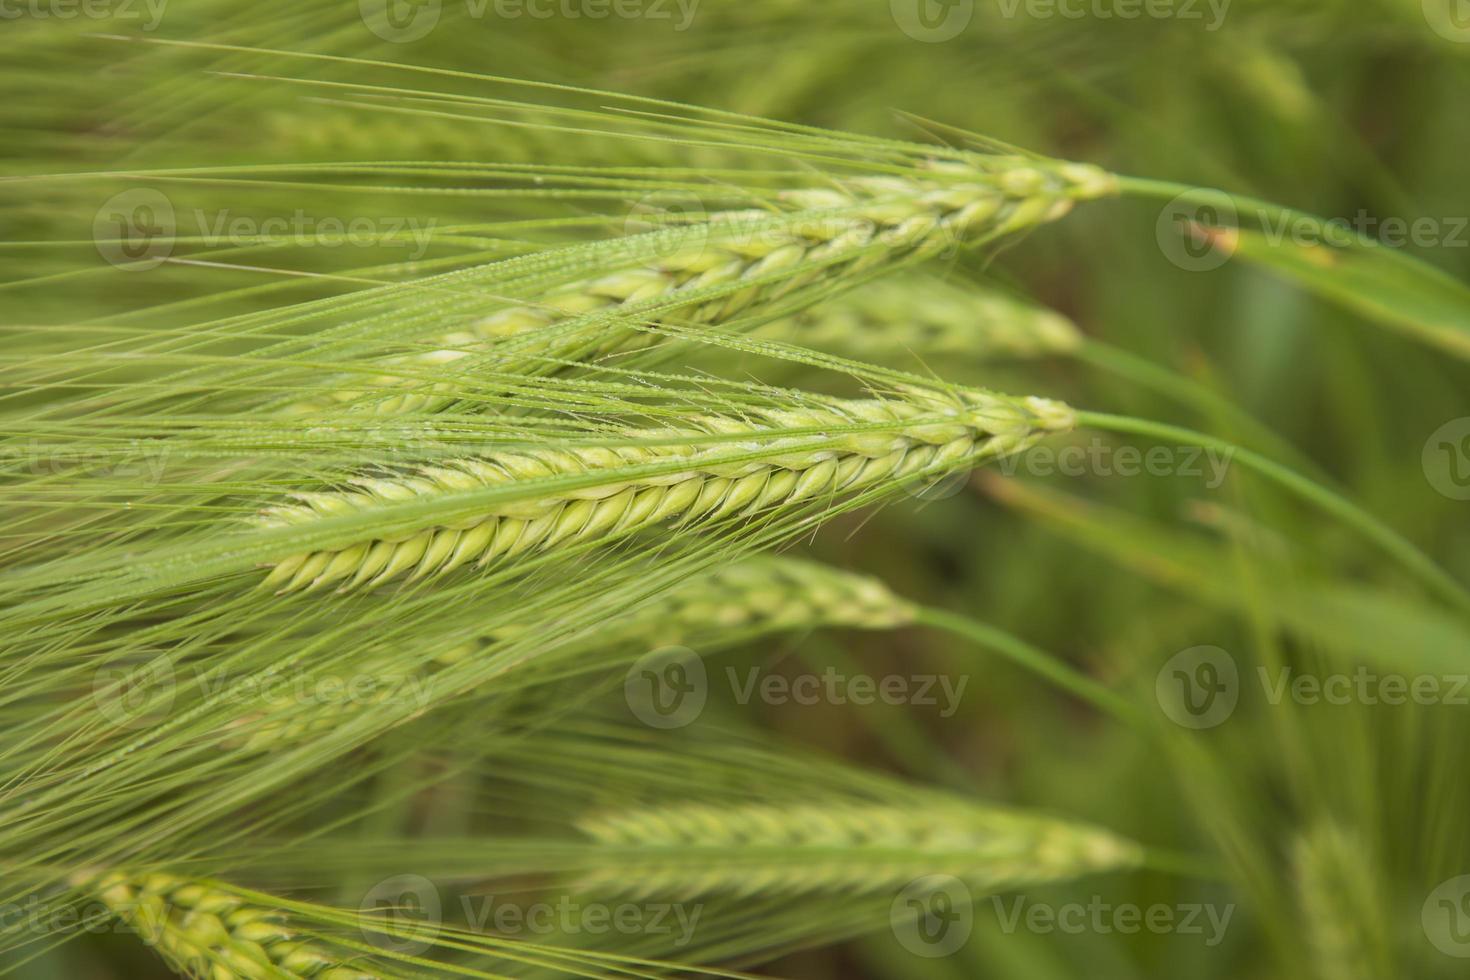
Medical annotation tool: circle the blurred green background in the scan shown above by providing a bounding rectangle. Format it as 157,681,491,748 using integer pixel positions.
4,1,1470,977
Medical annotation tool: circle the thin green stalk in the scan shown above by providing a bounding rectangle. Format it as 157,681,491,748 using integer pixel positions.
1116,177,1348,241
1137,847,1229,882
792,640,977,792
1077,411,1470,617
914,607,1140,725
1116,176,1468,289
1073,338,1331,485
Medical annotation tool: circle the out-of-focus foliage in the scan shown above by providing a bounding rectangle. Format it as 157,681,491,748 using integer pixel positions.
4,1,1470,978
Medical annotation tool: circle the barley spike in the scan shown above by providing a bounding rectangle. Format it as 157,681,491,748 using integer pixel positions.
1293,824,1393,980
630,555,920,637
290,159,1113,416
574,800,1143,900
236,557,913,748
259,388,1074,594
82,870,378,980
748,276,1083,362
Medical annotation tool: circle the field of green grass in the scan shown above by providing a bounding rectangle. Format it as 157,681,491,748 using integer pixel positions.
3,3,1470,977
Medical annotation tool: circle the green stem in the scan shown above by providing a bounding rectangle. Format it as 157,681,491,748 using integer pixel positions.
914,607,1141,726
1138,847,1229,882
1116,176,1346,242
1117,176,1309,221
904,611,1230,884
1077,411,1470,617
1115,176,1465,286
1073,339,1331,485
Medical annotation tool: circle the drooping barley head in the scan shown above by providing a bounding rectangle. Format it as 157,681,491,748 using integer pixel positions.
82,870,377,980
574,800,1143,899
259,387,1074,594
290,159,1112,416
747,276,1082,363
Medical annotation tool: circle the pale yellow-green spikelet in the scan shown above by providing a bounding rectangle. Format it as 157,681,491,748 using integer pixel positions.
236,558,914,750
80,870,378,979
286,158,1114,417
623,556,919,642
1293,823,1394,980
448,556,918,662
747,276,1083,362
257,387,1075,594
573,800,1142,900
220,642,460,750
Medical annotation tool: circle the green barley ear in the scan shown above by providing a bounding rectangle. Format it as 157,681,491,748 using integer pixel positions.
228,556,914,750
221,652,444,752
78,870,378,980
631,555,919,636
258,386,1074,594
449,555,921,653
747,275,1083,364
572,800,1142,899
287,158,1112,417
1293,824,1394,980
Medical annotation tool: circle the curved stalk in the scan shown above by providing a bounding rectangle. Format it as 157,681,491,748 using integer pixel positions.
914,606,1140,725
1078,411,1470,617
1072,339,1331,485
